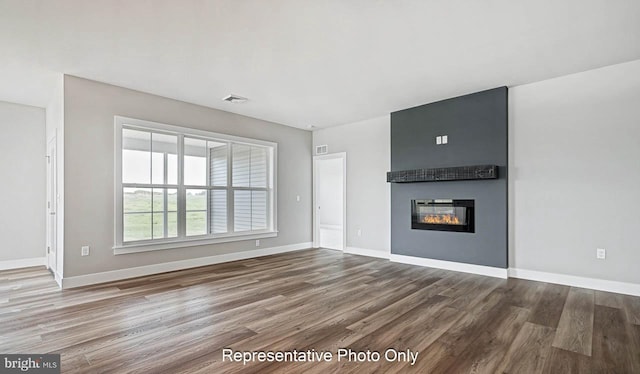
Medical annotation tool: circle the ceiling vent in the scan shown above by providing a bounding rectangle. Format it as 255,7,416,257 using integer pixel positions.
315,145,328,155
222,94,248,103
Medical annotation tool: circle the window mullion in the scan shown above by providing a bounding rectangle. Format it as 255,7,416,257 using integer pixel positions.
177,134,186,239
230,186,268,191
163,152,168,239
206,142,211,236
122,183,177,189
227,143,233,234
149,134,154,239
266,149,271,232
249,146,253,232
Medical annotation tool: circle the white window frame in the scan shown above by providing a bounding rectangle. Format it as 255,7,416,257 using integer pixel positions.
113,116,278,255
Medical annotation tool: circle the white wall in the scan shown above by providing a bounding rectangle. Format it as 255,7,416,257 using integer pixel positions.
510,59,640,284
0,101,46,263
63,75,312,277
313,115,390,254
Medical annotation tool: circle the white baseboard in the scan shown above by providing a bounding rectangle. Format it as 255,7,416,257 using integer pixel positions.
345,247,390,259
62,242,312,289
0,257,46,271
390,254,508,279
509,268,640,297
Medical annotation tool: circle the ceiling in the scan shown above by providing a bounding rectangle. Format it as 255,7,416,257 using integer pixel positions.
1,0,639,129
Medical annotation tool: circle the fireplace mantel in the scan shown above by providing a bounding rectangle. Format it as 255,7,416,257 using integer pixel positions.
386,165,498,183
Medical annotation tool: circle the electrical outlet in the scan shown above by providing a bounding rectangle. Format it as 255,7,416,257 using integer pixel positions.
357,229,362,237
81,246,90,256
596,248,606,259
255,240,260,247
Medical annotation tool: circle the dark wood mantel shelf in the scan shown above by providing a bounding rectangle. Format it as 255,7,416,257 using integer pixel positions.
386,165,498,183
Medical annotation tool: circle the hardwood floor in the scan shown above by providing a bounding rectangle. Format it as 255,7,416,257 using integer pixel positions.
1,249,639,373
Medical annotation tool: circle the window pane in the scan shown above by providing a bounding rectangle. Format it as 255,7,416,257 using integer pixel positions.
152,188,164,213
167,189,178,238
184,138,207,186
186,189,206,211
150,188,166,239
151,152,164,185
210,190,227,234
122,129,150,184
234,190,251,232
152,213,164,239
167,189,178,212
186,212,206,236
124,213,152,242
168,154,178,185
250,147,268,188
252,191,267,230
232,144,251,187
168,211,178,238
124,188,151,213
151,133,177,184
186,189,207,236
209,143,227,186
232,144,268,188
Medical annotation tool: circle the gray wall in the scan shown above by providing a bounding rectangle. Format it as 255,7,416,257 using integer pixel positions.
391,87,508,268
0,101,46,262
510,59,640,284
312,115,390,254
63,76,312,277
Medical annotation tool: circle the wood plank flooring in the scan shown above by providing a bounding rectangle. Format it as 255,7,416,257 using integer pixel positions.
1,249,639,373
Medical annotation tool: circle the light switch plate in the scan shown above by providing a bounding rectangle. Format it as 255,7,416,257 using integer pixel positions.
81,246,90,256
596,248,606,259
442,135,448,144
436,136,442,145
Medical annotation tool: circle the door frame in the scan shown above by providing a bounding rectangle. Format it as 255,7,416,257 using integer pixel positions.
46,135,57,273
312,152,347,250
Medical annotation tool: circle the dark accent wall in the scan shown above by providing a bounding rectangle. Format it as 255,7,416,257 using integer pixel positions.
391,87,507,268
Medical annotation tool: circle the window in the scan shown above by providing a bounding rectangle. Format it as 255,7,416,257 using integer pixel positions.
115,117,277,253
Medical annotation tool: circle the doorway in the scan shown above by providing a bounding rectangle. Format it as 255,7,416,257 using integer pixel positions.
313,152,346,250
46,136,57,273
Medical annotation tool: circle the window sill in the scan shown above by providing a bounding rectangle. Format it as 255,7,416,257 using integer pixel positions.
113,231,278,255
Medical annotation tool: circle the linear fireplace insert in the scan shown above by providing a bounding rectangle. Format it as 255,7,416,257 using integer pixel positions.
411,199,475,233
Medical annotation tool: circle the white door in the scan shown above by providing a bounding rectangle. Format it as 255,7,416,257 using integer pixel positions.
313,153,346,250
46,137,57,272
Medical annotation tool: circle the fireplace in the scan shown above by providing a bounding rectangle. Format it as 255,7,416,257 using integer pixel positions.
411,199,475,233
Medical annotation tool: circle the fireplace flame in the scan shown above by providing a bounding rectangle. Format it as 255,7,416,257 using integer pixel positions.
422,214,461,225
